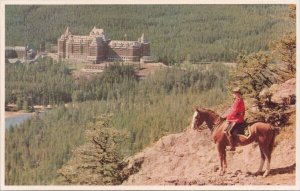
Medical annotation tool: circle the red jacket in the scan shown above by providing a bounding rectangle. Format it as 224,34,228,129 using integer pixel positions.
226,97,245,124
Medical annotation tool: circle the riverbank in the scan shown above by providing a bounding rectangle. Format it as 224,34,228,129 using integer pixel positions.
5,112,36,129
5,111,33,118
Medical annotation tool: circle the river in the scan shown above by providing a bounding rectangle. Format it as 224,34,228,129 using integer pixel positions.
5,113,34,129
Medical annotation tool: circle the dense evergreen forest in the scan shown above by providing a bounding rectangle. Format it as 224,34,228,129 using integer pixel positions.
5,5,289,64
5,57,227,107
5,58,74,108
5,62,230,184
5,58,137,107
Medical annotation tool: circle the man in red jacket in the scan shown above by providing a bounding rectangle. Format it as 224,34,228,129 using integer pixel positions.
223,87,245,151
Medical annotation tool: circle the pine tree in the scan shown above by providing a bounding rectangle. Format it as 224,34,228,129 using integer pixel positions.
57,114,128,185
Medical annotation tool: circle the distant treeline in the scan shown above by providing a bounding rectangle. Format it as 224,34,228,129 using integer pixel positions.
5,5,289,64
5,57,228,109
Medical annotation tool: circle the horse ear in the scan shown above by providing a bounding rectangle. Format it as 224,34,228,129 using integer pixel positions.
193,105,201,112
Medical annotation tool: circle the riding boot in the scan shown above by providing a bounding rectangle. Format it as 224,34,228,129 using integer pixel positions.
227,135,236,151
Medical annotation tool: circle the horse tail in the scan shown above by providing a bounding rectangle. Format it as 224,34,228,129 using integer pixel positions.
269,125,280,154
269,129,276,154
270,125,281,134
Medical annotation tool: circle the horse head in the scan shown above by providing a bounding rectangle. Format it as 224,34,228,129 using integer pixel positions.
191,107,206,131
191,106,222,131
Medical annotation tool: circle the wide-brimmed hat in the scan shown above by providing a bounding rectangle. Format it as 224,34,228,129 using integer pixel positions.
232,87,242,94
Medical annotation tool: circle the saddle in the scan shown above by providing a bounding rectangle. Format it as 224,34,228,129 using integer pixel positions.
232,122,251,138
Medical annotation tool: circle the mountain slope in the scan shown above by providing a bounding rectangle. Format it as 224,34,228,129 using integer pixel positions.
122,125,295,185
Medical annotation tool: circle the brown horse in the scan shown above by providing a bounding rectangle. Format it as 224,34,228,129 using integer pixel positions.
191,107,277,177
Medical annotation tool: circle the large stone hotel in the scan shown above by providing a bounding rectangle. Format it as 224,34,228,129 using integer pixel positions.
58,27,151,63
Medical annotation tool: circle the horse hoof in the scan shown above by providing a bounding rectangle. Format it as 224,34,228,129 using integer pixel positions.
263,171,269,177
254,171,262,176
219,171,224,176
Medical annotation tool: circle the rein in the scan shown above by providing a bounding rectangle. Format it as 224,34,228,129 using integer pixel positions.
210,117,224,134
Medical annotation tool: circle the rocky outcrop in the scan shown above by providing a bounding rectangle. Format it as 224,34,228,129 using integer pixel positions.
251,78,296,126
260,78,296,105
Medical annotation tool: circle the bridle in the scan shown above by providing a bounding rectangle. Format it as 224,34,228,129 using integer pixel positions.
194,123,208,131
193,111,225,133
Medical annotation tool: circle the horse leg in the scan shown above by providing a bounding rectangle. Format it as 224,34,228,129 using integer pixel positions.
218,151,224,176
262,135,274,177
262,149,271,177
262,130,275,177
255,149,265,176
223,151,227,173
258,144,272,177
261,131,275,177
217,144,226,176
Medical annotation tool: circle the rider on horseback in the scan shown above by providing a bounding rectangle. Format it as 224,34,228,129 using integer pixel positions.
223,87,245,151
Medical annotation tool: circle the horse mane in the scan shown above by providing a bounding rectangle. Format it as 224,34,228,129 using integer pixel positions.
196,107,220,117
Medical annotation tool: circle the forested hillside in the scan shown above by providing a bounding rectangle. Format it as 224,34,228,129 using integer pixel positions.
5,5,289,64
5,62,230,185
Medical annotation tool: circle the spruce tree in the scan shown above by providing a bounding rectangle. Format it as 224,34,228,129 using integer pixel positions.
57,114,128,185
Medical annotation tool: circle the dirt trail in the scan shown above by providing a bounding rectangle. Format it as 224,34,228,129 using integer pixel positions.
122,126,295,186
